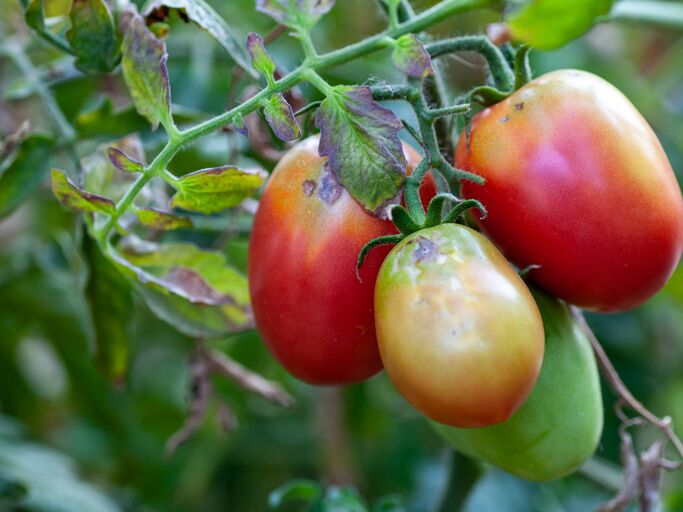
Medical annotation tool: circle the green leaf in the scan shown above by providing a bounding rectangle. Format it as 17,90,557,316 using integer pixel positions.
170,165,266,214
0,134,54,219
263,93,301,142
247,32,276,80
135,208,192,230
269,479,322,510
83,234,133,383
107,147,144,174
142,0,255,77
121,14,172,130
256,0,335,30
391,34,434,78
82,135,148,203
0,420,121,512
110,239,253,337
315,85,406,215
67,0,120,74
508,0,614,49
51,169,115,214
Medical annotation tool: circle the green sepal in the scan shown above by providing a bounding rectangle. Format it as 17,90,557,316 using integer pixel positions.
356,234,404,281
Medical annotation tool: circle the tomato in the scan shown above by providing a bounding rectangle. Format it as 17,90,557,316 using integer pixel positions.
456,69,683,312
248,136,430,385
374,224,544,427
432,288,603,481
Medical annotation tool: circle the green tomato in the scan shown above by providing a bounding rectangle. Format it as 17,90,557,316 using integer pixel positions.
432,289,603,481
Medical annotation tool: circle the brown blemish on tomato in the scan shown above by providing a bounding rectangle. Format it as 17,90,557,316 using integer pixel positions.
499,115,511,123
413,237,438,262
302,180,316,197
514,102,524,111
318,171,342,205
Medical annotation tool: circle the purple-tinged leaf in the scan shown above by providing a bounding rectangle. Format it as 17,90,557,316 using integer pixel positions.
246,32,275,80
392,34,434,78
107,147,144,174
67,0,120,74
256,0,335,29
51,168,115,214
170,165,266,214
110,238,253,336
121,14,172,130
234,113,248,137
263,93,301,141
142,0,255,77
136,208,193,230
315,85,406,216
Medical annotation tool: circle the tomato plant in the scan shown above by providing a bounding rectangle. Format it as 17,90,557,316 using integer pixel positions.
248,136,430,385
432,288,603,481
374,223,545,427
456,69,683,312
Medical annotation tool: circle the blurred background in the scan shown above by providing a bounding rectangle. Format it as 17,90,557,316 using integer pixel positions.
1,0,683,510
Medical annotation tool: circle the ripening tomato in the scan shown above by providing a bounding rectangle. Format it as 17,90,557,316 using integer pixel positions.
249,136,431,385
457,69,683,312
374,224,544,427
432,288,603,481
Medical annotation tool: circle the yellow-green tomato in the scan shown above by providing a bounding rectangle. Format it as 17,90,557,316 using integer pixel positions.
433,289,603,481
374,224,545,428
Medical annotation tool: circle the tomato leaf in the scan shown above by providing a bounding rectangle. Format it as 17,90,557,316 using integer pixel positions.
141,0,255,77
315,85,406,215
135,208,192,230
0,133,54,219
268,479,322,509
110,239,253,337
263,93,301,142
20,0,73,53
121,15,172,130
391,34,434,78
83,233,133,384
66,0,120,74
256,0,335,30
51,169,115,214
170,165,266,214
247,32,276,80
107,147,144,174
508,0,614,49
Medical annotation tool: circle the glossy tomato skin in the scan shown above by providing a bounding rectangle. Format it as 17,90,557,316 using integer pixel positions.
374,224,545,427
433,288,603,481
248,136,425,385
457,70,683,312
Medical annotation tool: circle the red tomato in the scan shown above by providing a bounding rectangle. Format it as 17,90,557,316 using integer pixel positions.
457,70,683,312
248,136,429,385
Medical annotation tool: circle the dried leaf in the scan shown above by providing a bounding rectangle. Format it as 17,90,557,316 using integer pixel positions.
51,169,115,214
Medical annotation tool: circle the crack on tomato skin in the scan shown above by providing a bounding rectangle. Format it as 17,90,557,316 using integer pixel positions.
413,237,438,262
302,179,316,197
317,170,343,205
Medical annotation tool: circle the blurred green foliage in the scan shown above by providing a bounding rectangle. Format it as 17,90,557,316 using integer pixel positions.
1,0,683,511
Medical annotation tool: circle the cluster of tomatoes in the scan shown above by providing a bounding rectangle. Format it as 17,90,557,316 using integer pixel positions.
248,70,683,480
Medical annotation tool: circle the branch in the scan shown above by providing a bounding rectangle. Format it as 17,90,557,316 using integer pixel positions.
571,307,683,462
205,349,295,408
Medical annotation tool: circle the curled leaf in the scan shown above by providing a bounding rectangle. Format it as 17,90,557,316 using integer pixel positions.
136,208,193,230
121,15,172,130
247,32,275,80
170,165,266,214
51,169,115,214
263,93,301,142
107,147,144,174
315,85,406,215
391,34,433,78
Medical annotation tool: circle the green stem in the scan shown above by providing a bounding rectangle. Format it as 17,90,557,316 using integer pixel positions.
404,159,430,224
436,451,483,512
426,35,514,91
97,0,496,241
1,40,77,145
513,45,532,90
